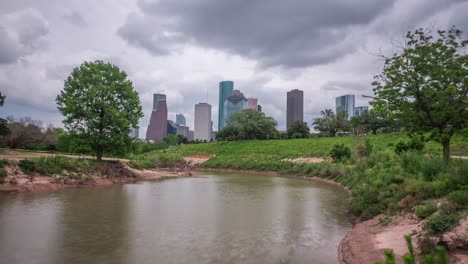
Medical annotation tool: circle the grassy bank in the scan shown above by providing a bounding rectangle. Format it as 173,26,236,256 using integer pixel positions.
137,133,467,225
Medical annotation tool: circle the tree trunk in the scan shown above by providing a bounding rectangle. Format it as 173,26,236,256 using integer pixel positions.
96,144,103,161
442,138,450,162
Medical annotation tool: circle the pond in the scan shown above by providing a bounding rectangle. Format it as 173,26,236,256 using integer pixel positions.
0,172,350,264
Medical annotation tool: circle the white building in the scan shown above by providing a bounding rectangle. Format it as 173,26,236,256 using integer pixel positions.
194,103,212,141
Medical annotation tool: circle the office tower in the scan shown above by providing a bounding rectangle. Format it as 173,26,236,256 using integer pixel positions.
194,103,212,141
167,120,178,135
176,113,186,126
225,90,248,124
286,89,304,129
177,125,190,138
129,127,139,139
257,105,262,112
336,95,355,120
247,98,258,110
354,106,369,117
218,81,234,130
146,94,168,141
188,130,194,141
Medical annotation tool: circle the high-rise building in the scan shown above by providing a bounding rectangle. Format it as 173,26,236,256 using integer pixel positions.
167,120,178,135
188,130,194,141
146,94,168,141
247,98,258,111
336,95,355,120
175,113,186,126
354,106,369,117
177,125,190,138
194,103,212,141
257,105,262,112
286,89,304,129
218,81,234,130
224,90,248,124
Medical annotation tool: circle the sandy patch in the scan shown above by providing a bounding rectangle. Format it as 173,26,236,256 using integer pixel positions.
185,155,212,165
283,157,326,163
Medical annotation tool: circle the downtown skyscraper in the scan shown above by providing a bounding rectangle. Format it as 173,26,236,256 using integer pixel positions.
194,103,212,141
286,89,304,129
336,95,355,119
218,81,233,130
146,93,168,141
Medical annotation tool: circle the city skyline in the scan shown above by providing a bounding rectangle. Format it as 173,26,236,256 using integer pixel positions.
1,1,466,136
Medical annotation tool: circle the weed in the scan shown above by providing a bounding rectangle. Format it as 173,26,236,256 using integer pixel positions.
329,143,351,162
18,159,36,175
415,202,437,219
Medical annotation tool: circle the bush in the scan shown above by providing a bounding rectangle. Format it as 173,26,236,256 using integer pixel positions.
18,159,36,175
447,189,468,208
356,138,373,158
0,159,8,167
415,202,437,219
329,144,351,162
425,210,459,235
395,137,425,155
0,168,6,184
400,152,447,180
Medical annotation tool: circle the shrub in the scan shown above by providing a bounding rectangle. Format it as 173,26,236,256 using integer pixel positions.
356,138,373,158
0,159,8,167
18,159,36,175
329,143,351,162
395,137,425,155
415,202,437,219
425,210,459,235
0,168,6,184
447,190,468,208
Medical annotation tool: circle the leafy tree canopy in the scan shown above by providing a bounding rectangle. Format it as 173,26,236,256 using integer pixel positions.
56,60,143,160
0,92,10,136
217,109,279,140
372,26,467,160
313,109,348,137
287,121,310,138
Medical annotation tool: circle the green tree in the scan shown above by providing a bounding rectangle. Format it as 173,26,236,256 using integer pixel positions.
217,109,279,140
350,110,393,135
313,109,348,137
163,134,180,146
287,121,310,138
372,27,467,160
56,61,143,160
0,92,10,136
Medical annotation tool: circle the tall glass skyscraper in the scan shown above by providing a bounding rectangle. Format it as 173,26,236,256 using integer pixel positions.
194,103,212,141
286,89,304,129
218,81,234,130
225,90,248,124
336,95,355,120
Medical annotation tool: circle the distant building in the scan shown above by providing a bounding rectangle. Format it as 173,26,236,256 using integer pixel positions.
257,104,262,112
167,120,178,135
247,98,258,110
354,106,369,117
286,89,304,129
146,94,167,141
188,130,194,141
175,113,186,126
225,90,248,124
177,125,190,138
129,127,139,139
194,103,212,141
336,95,355,120
218,81,234,131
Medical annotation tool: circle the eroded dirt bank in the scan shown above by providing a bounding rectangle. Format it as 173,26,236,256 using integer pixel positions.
339,214,468,264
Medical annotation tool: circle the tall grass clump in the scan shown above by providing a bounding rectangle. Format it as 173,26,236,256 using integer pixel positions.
329,143,351,162
18,159,36,175
0,168,6,183
415,202,437,219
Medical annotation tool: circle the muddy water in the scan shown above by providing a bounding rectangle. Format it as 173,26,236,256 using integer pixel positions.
0,173,350,264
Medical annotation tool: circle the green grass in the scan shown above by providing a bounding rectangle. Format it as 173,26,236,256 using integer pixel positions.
135,133,467,221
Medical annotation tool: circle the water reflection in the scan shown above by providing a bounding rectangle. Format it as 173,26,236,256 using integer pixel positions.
0,173,350,264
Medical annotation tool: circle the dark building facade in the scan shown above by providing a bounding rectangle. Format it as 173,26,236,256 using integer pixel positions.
146,94,168,141
286,89,304,129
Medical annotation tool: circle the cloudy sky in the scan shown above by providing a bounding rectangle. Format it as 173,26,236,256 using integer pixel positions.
0,0,467,135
